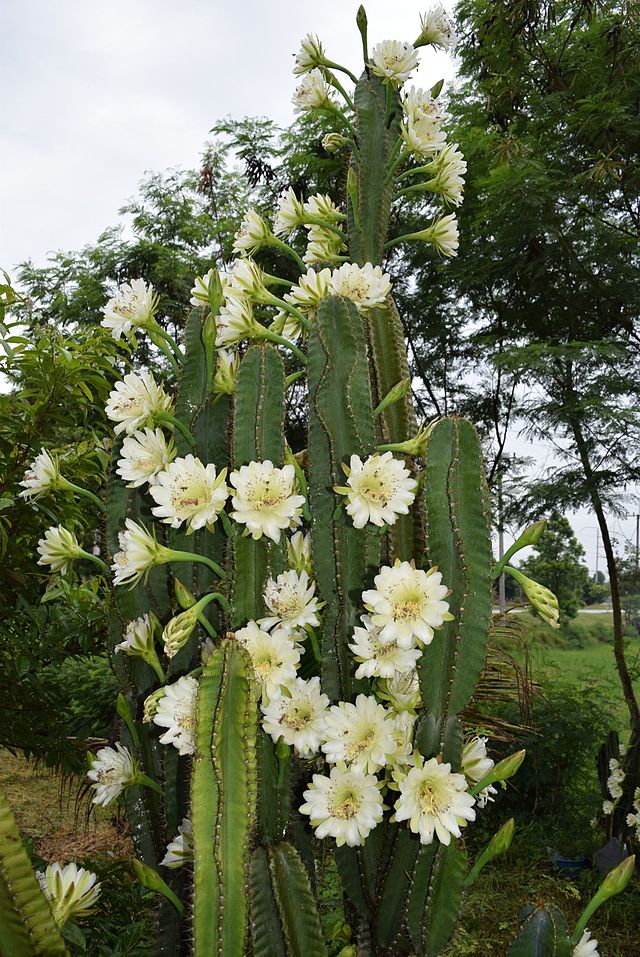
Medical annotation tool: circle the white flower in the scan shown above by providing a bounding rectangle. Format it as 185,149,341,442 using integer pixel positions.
607,757,625,800
329,262,392,310
573,930,600,957
362,560,451,649
114,613,159,659
602,799,614,815
370,40,419,84
425,143,467,206
273,187,306,238
235,621,301,701
285,267,332,310
111,518,169,586
153,675,199,756
303,194,345,224
322,694,398,774
378,669,422,712
293,33,325,74
37,525,84,574
149,454,229,533
229,258,272,301
261,676,330,757
105,371,173,435
190,268,220,307
233,209,272,257
161,818,193,868
339,452,417,528
101,278,158,341
230,460,305,543
461,737,493,783
287,531,313,574
261,569,322,633
292,69,333,114
394,758,476,845
37,862,101,926
416,6,457,51
402,115,448,157
420,213,460,257
216,292,262,346
303,225,346,267
390,710,417,766
403,86,444,126
19,449,63,500
88,743,138,806
349,616,422,679
300,764,384,847
116,427,175,488
213,348,240,395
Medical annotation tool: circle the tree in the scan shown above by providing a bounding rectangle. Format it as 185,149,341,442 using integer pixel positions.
519,511,590,619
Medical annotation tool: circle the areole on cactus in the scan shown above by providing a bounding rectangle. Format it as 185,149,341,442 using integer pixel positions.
4,6,635,957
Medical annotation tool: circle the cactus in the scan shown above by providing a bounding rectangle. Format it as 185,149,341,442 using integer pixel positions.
0,788,68,957
22,7,619,957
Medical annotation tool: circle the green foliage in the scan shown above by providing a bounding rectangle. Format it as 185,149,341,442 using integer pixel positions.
519,513,590,621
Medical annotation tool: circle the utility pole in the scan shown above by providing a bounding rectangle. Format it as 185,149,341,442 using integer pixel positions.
497,467,506,613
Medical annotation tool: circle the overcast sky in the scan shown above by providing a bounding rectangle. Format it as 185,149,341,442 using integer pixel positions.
2,0,637,570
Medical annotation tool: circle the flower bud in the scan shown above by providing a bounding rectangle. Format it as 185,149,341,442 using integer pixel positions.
599,854,635,899
506,566,560,628
143,687,166,724
323,132,349,154
206,268,225,314
487,817,515,856
374,377,411,416
492,749,526,783
163,607,199,659
213,348,240,396
174,577,196,610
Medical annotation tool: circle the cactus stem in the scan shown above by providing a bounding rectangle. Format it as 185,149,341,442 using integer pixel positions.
63,480,106,512
326,71,355,110
167,548,226,580
156,412,197,447
259,330,307,365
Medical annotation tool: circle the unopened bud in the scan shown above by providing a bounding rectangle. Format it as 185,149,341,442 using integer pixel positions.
163,607,199,659
430,78,444,99
323,132,348,154
492,749,526,783
287,531,313,575
487,818,515,856
374,377,411,417
143,687,166,724
206,268,225,314
377,419,433,458
133,860,184,915
599,855,635,898
213,348,240,396
202,312,217,350
174,577,196,610
506,566,559,629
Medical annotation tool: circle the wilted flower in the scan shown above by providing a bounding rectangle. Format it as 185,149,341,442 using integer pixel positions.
38,862,101,927
304,193,345,224
190,268,224,308
378,669,422,712
573,930,600,957
303,225,347,267
88,743,138,806
300,764,384,847
362,560,452,648
423,143,467,206
161,818,193,868
349,616,422,679
116,427,175,488
101,278,159,341
394,757,476,845
230,460,305,542
114,613,161,669
261,676,330,757
261,569,322,634
153,675,199,756
287,531,313,574
462,736,497,808
506,566,560,628
370,40,419,84
213,348,240,395
105,371,173,435
149,455,229,533
322,132,349,154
